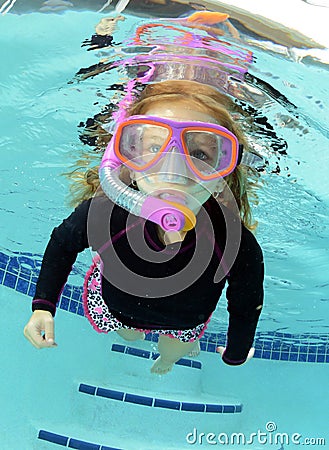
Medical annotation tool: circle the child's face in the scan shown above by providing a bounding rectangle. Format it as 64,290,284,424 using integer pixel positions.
132,100,224,214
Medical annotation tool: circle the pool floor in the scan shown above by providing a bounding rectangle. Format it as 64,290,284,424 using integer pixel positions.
1,285,328,449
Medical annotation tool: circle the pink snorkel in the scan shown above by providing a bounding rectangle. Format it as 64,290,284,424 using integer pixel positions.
98,65,196,233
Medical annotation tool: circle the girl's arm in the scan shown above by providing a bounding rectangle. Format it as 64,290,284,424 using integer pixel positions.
222,228,264,365
32,199,91,316
24,199,92,349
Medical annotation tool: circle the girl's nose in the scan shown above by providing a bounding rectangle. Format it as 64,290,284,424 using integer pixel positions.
158,147,189,184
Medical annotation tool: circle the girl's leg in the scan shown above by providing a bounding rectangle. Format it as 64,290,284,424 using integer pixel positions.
151,335,200,375
116,328,145,341
188,340,200,357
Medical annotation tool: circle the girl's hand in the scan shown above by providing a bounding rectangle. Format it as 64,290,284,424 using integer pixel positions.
217,346,255,364
24,310,58,349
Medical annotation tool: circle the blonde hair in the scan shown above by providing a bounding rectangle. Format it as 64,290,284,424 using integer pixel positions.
66,80,260,230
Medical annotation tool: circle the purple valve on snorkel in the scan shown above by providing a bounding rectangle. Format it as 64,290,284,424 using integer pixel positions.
141,197,186,231
99,136,196,232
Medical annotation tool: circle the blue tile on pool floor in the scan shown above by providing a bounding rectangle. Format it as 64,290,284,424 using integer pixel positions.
223,405,235,413
111,344,125,353
261,350,271,360
316,354,325,363
271,351,280,360
16,278,30,294
191,361,202,369
206,343,217,353
289,353,298,362
59,297,69,311
254,348,262,358
77,303,85,316
3,272,17,288
96,387,124,401
28,283,36,297
38,430,68,446
0,252,9,267
181,402,205,412
79,384,96,395
68,437,100,449
71,288,82,301
125,393,153,406
205,404,223,413
154,398,180,410
176,358,192,368
125,346,150,358
280,352,289,361
298,353,307,362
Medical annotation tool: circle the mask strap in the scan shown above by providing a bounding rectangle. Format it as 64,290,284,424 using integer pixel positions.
237,144,244,166
238,144,264,168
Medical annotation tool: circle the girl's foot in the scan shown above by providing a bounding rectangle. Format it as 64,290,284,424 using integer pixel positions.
116,328,145,341
188,340,200,357
150,356,173,375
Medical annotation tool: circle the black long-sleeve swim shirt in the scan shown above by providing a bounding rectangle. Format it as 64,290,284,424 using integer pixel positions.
32,195,264,365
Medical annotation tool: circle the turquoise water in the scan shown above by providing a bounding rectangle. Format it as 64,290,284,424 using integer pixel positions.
1,8,329,450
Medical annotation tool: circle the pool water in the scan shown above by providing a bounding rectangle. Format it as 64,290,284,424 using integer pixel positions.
1,4,329,450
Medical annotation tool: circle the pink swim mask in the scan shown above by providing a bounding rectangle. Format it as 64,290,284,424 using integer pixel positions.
111,115,242,181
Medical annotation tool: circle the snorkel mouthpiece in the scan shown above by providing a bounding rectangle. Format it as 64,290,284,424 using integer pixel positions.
141,197,196,232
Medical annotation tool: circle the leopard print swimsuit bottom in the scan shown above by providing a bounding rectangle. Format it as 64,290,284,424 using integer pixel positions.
82,256,210,343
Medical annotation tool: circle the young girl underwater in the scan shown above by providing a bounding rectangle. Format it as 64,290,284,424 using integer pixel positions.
24,80,264,375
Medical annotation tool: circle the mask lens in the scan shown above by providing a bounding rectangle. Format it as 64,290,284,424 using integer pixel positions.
118,123,170,169
183,130,233,177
